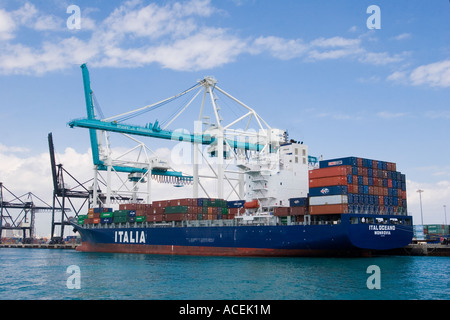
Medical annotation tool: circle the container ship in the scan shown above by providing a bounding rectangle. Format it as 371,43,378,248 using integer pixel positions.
69,65,413,257
72,155,413,257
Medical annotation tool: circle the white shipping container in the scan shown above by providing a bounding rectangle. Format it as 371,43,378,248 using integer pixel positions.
309,195,348,206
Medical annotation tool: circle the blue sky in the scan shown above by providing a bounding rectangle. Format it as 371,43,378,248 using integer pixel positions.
0,0,449,235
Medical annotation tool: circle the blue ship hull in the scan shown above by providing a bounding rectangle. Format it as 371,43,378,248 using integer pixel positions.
73,214,413,257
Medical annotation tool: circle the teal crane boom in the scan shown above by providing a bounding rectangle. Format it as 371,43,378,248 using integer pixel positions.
69,64,266,166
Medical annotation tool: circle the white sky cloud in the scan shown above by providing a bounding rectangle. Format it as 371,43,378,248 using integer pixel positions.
410,59,450,88
388,59,450,88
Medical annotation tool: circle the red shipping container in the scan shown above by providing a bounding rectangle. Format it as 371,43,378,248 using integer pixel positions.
347,184,354,193
388,179,393,188
372,160,378,168
309,176,348,188
309,204,348,215
363,176,369,185
152,207,165,215
273,207,290,217
392,163,397,171
402,191,407,199
290,206,306,216
379,196,384,205
153,200,168,208
136,209,146,216
165,213,185,221
309,166,352,179
357,158,363,167
147,214,164,222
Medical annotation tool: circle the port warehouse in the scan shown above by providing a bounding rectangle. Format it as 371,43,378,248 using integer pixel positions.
77,156,413,228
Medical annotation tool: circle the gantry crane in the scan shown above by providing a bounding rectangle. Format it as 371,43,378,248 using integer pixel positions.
68,64,298,209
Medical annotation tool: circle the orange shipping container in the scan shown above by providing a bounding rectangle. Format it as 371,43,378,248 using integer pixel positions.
93,218,101,224
309,204,348,215
309,176,348,188
309,166,352,179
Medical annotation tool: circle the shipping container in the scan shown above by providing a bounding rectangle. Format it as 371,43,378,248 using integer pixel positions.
309,186,348,197
309,195,348,206
135,216,146,223
101,217,113,224
309,165,353,179
289,197,308,207
309,204,348,215
100,212,113,218
290,206,307,216
309,176,348,188
113,216,127,223
165,206,189,214
319,157,357,168
227,200,245,208
273,207,290,217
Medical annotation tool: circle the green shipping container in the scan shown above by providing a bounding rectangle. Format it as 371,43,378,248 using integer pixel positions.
113,216,127,223
221,208,228,214
77,218,85,224
136,216,146,223
165,206,188,214
78,214,89,219
113,210,129,217
101,212,113,218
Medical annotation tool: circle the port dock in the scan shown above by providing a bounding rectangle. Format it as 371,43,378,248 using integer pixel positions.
0,243,79,250
379,243,450,257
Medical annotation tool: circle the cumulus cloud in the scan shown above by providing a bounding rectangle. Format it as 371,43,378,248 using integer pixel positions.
388,60,450,88
410,60,450,88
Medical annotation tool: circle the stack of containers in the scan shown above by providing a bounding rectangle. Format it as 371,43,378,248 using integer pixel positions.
309,156,407,216
272,197,308,223
146,198,231,222
227,200,245,218
82,207,113,225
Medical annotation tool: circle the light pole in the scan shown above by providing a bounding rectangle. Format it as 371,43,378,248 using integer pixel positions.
444,205,447,226
417,189,424,226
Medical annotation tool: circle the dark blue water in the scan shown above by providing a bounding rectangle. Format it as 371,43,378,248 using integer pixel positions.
0,248,448,300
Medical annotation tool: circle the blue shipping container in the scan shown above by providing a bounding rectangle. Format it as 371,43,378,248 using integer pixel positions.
227,200,245,208
289,197,308,207
101,218,113,224
319,157,357,168
308,186,348,197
